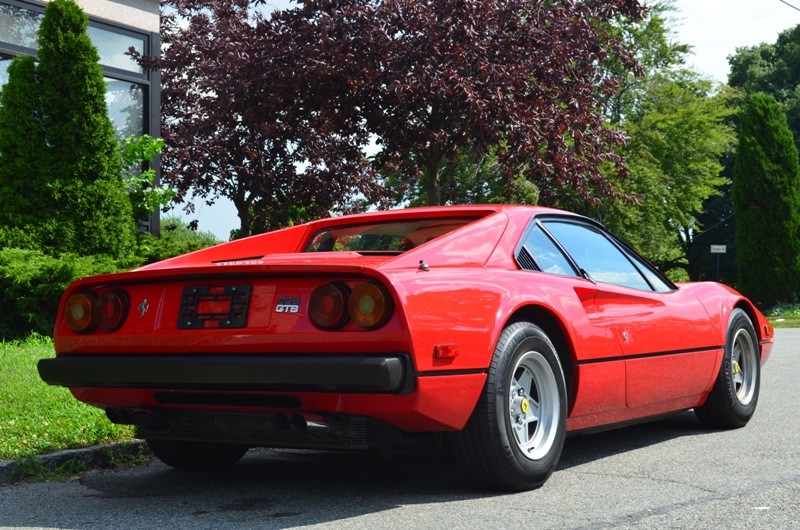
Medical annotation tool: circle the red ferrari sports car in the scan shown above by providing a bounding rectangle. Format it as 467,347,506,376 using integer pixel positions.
38,205,774,491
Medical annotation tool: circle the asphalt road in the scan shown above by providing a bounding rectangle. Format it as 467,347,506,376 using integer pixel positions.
1,329,798,529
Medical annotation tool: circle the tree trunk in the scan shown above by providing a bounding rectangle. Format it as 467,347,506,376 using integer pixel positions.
423,154,442,206
234,198,252,239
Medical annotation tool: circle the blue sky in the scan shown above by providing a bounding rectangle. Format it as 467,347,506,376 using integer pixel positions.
179,0,800,240
674,0,800,82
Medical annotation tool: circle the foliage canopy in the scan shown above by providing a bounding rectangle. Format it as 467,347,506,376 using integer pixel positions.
147,0,646,237
732,92,800,306
0,56,47,249
600,72,735,279
729,24,800,153
564,2,736,281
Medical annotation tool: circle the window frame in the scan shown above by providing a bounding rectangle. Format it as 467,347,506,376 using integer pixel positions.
514,219,581,278
515,214,677,292
0,0,159,140
304,216,483,254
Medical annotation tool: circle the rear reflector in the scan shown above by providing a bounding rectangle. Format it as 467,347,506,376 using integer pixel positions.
434,344,459,359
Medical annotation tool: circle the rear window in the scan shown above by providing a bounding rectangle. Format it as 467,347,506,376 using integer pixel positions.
304,218,479,254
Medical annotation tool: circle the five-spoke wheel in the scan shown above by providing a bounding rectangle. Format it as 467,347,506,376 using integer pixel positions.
508,350,561,461
730,325,758,407
451,321,567,491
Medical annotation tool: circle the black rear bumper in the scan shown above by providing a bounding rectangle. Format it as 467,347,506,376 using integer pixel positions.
37,354,414,394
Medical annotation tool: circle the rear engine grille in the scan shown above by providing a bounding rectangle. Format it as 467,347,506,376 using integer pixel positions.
153,392,301,409
136,412,397,451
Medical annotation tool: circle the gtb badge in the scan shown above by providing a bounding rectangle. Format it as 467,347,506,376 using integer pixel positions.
275,297,300,313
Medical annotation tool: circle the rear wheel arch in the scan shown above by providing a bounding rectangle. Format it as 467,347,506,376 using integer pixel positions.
506,305,576,408
451,320,568,490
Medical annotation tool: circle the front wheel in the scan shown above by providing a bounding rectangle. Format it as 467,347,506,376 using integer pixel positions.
147,439,249,471
695,308,760,429
451,322,567,491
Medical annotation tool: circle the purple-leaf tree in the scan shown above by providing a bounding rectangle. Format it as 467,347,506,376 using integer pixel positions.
145,0,645,236
266,0,646,206
139,0,384,237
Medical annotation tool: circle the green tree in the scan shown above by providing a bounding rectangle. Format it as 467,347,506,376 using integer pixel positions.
729,25,800,153
120,134,175,220
554,3,737,281
733,92,800,306
718,25,800,288
582,72,735,280
0,56,47,249
603,0,691,125
687,179,737,283
35,0,135,257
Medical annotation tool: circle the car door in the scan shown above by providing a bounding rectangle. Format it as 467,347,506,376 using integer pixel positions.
541,218,719,409
516,220,627,417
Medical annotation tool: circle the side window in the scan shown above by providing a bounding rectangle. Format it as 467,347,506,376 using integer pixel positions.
622,247,674,292
518,224,578,277
543,221,652,290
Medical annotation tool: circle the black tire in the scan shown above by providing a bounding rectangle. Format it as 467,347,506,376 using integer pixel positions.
695,308,760,429
146,439,249,471
450,322,567,491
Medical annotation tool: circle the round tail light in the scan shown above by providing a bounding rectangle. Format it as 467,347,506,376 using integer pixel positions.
64,292,97,333
96,290,129,331
348,281,393,330
309,282,350,329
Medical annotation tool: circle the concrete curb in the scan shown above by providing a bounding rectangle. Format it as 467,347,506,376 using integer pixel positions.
0,441,149,486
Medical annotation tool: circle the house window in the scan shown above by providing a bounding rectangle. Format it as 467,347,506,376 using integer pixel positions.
0,0,156,139
0,54,12,86
0,2,40,50
105,77,144,139
88,24,145,74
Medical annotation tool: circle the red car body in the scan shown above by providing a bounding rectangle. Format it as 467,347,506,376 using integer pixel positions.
39,205,773,490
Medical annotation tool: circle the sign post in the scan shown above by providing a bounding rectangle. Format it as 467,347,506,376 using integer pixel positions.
710,245,727,281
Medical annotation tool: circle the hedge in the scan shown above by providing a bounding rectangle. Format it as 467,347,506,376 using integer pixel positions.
0,250,137,340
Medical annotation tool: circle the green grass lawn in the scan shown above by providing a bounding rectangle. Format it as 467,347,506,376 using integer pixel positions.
0,335,134,461
766,302,800,328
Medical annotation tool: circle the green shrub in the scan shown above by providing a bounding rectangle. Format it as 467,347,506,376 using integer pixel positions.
0,56,48,248
37,0,136,257
120,135,176,220
0,218,219,340
0,249,139,340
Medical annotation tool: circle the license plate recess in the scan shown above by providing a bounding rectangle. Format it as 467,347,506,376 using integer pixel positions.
178,285,251,329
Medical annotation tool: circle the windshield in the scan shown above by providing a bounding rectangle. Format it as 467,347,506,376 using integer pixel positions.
304,218,479,254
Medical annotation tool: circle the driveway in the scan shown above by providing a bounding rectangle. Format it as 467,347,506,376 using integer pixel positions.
1,329,798,529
